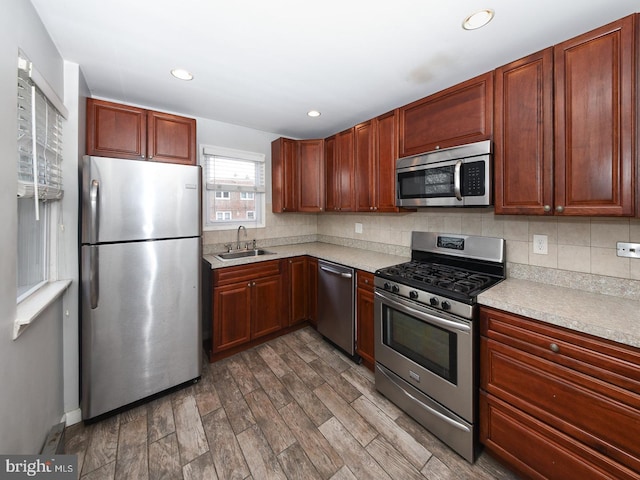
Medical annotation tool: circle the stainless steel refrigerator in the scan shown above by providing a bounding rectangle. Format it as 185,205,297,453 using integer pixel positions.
80,156,202,420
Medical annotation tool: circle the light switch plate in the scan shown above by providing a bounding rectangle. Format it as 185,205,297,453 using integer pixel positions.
617,242,640,258
355,223,363,234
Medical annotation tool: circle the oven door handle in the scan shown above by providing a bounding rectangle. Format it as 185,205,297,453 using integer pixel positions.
376,365,471,433
454,160,463,201
375,291,470,333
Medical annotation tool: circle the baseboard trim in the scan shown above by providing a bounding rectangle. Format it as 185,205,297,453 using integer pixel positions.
63,408,82,426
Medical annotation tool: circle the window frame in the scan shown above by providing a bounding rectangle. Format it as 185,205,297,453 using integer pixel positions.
200,145,266,231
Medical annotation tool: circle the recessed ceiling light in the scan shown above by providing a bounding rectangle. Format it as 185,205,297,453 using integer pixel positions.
171,68,193,81
307,110,321,118
462,9,495,30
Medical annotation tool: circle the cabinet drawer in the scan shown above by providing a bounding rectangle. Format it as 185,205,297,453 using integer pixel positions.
214,259,282,286
480,307,640,394
480,392,638,480
357,270,374,290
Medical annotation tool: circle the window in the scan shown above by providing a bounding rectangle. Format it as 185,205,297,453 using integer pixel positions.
16,53,66,302
201,145,265,230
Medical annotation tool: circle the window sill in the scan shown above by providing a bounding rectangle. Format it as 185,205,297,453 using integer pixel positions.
14,279,72,340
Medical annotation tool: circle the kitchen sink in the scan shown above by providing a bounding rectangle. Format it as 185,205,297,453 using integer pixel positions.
214,249,274,261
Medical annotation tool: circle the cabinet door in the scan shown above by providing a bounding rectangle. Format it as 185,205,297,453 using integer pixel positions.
298,140,325,212
307,257,318,326
272,137,297,212
554,15,635,216
356,271,375,369
147,111,196,165
494,49,554,215
213,282,251,352
251,274,284,339
288,257,308,326
324,136,338,212
337,128,356,211
399,72,493,157
375,110,401,212
355,120,375,212
86,98,147,160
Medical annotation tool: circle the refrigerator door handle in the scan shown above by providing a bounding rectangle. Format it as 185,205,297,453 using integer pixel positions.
90,179,99,244
89,246,99,309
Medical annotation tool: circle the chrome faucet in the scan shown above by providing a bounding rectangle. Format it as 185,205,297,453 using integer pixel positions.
236,225,247,250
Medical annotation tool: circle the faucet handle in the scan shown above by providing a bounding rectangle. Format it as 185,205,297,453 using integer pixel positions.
252,239,257,250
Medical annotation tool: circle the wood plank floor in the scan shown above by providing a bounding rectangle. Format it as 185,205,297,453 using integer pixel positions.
65,326,521,480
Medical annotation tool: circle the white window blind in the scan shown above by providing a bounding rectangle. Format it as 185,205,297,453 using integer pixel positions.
17,56,65,203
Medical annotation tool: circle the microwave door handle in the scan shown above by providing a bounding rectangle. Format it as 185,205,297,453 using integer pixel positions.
375,291,470,333
454,160,463,201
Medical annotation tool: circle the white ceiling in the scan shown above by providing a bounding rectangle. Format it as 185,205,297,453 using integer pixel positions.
30,0,639,139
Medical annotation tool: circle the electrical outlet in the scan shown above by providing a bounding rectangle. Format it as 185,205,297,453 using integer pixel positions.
533,234,548,255
355,223,363,234
617,242,640,258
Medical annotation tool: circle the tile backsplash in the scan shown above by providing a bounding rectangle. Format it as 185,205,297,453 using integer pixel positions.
203,206,640,281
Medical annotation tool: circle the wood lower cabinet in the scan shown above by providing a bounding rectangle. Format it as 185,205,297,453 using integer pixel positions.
480,306,640,480
356,270,375,370
307,257,318,326
86,98,196,165
287,256,308,326
398,72,493,157
212,260,284,354
495,15,636,216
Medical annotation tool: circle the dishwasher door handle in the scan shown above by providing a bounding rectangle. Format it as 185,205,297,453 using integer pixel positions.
320,265,353,278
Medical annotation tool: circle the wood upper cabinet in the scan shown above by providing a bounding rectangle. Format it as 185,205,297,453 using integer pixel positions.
494,49,554,215
355,270,375,370
375,110,403,212
355,120,376,212
554,15,635,216
495,15,636,216
297,140,324,212
272,137,324,213
325,128,356,212
480,306,640,480
272,137,297,212
399,72,493,157
86,98,196,165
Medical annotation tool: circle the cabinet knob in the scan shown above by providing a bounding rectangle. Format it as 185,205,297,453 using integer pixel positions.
543,205,551,212
364,279,369,284
555,205,564,213
149,155,153,159
549,343,560,353
435,145,440,150
141,155,145,159
247,283,251,287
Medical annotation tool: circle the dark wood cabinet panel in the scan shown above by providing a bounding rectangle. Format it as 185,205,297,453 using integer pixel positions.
87,98,147,160
399,72,493,157
480,306,640,479
307,257,318,327
213,282,251,352
272,137,297,213
147,110,196,165
86,98,197,165
553,15,635,216
288,256,308,327
325,129,355,212
355,120,376,212
297,140,324,212
324,135,338,212
494,49,554,215
375,110,402,212
356,270,375,370
251,274,284,339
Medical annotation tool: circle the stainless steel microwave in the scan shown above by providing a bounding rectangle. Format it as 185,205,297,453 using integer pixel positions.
396,140,491,207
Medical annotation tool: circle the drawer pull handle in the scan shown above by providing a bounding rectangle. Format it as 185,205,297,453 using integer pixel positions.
549,343,560,353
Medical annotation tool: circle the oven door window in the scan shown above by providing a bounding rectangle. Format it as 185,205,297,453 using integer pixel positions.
382,304,457,384
397,165,455,199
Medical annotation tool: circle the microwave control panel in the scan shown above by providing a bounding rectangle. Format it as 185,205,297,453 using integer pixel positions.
461,161,485,196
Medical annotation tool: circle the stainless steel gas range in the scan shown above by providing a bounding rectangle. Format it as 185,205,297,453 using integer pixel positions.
374,231,505,462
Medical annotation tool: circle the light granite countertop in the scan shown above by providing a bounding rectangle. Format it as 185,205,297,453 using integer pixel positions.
478,278,640,349
203,242,410,274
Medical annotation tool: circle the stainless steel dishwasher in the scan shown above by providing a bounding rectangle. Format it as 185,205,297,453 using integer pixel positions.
317,259,356,357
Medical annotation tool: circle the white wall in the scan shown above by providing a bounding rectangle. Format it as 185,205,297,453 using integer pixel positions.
0,0,69,453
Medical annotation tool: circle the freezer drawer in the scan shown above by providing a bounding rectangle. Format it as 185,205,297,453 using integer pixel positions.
81,237,201,419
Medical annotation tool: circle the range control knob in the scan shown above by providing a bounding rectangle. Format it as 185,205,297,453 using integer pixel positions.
441,301,451,311
383,282,392,291
409,290,419,300
391,284,400,293
429,297,439,307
